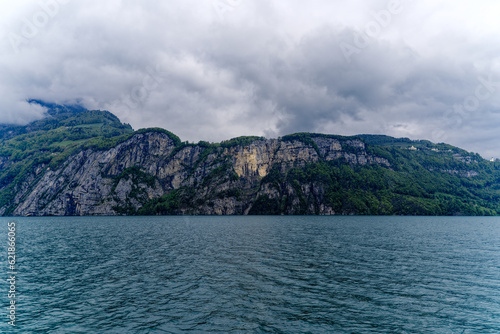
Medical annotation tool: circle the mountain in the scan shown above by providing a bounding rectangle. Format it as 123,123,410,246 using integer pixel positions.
1,102,500,216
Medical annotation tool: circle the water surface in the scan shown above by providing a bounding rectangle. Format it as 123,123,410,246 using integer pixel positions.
1,216,499,333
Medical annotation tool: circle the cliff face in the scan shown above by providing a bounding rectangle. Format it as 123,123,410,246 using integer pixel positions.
6,131,390,216
1,104,498,216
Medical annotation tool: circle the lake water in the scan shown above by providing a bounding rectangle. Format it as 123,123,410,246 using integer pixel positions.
0,216,499,333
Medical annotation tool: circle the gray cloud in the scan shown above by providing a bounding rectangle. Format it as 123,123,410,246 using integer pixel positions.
1,0,500,157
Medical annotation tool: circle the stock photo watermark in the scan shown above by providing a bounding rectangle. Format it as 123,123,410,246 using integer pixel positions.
115,64,164,111
6,221,17,327
452,75,499,117
7,0,71,54
432,74,500,143
212,0,243,20
339,0,407,63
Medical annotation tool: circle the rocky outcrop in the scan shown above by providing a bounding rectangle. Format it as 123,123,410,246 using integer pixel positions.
5,131,391,216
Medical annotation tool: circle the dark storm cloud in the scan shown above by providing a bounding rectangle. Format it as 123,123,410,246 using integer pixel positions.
1,0,500,157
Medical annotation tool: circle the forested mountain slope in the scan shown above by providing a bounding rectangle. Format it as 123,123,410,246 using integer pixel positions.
1,102,499,216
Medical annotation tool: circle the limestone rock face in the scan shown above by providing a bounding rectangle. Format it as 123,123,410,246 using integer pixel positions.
228,139,279,178
312,137,390,166
6,131,392,216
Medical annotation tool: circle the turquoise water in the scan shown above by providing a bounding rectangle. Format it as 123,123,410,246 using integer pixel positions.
1,216,499,333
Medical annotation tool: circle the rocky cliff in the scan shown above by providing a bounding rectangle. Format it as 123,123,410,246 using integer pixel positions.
7,131,392,216
1,104,499,216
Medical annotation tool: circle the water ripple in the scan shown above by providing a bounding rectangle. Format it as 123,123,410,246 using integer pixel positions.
0,216,499,333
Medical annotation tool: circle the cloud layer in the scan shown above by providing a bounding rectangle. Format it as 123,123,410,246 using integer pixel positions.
1,0,500,157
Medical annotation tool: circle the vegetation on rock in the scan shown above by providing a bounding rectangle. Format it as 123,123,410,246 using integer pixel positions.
1,101,500,216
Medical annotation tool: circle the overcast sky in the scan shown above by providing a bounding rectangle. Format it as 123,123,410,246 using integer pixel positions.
1,0,500,157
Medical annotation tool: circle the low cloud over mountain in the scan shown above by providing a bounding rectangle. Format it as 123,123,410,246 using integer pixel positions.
1,0,499,157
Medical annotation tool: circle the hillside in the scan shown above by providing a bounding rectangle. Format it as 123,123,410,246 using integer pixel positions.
1,102,500,216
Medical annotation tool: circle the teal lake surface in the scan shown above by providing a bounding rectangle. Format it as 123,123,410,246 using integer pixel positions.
1,216,499,333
